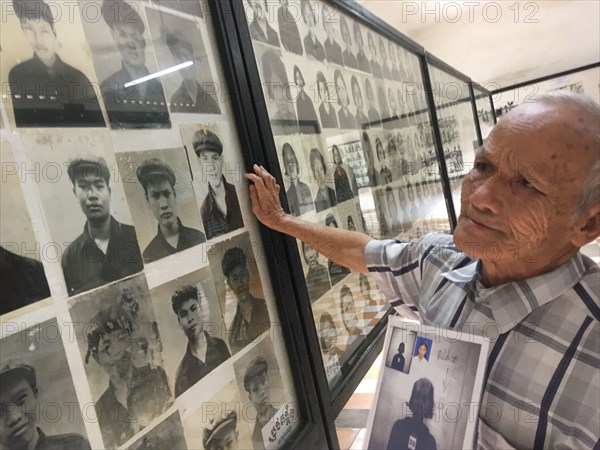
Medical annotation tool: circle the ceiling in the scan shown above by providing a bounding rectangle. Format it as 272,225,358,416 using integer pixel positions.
357,0,600,89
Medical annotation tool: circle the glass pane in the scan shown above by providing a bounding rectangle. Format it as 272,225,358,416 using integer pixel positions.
474,88,494,139
428,65,479,219
242,0,450,390
0,1,303,449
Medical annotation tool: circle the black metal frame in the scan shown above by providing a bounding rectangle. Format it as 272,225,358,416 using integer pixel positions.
208,1,328,447
471,81,495,141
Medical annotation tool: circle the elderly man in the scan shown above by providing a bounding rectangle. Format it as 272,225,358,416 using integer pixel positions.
136,158,205,263
245,92,600,449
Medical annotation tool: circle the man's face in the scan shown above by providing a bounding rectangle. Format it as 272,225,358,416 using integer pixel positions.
199,150,223,187
283,150,299,180
418,344,427,358
341,292,356,324
311,158,325,184
73,174,111,223
111,22,145,69
247,373,270,407
171,45,196,81
209,429,238,450
226,265,250,300
21,18,58,66
318,81,329,102
95,329,131,375
303,242,317,268
146,179,178,229
453,102,599,271
177,298,208,340
0,378,38,449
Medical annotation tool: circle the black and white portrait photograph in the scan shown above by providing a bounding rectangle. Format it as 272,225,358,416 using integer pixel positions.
351,73,370,129
145,7,221,115
207,233,271,355
333,69,356,129
127,411,187,450
315,69,339,129
291,64,320,132
298,239,331,303
339,15,357,70
244,0,280,47
68,275,172,449
1,0,105,128
366,317,489,450
0,139,51,316
317,309,344,385
330,143,359,203
0,316,91,450
366,31,382,79
273,134,315,216
256,47,298,134
232,336,296,450
364,77,382,127
149,266,230,398
117,148,206,264
181,123,245,240
182,379,253,450
353,20,371,73
300,0,325,62
325,213,351,285
321,3,342,65
153,0,204,18
277,0,303,55
81,0,171,129
308,142,337,212
21,130,143,297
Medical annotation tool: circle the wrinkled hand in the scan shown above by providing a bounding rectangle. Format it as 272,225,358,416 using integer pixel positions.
244,165,287,229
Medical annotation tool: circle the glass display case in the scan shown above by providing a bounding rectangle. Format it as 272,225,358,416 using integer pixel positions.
473,84,495,140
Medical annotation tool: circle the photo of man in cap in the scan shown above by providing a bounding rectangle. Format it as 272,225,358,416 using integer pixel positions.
136,157,206,263
85,304,171,448
202,410,239,450
0,361,90,450
192,128,244,240
221,246,270,354
164,31,221,115
8,0,105,128
61,155,143,296
171,284,230,397
243,356,278,450
99,0,170,128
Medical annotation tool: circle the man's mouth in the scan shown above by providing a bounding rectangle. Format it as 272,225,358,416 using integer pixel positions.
10,421,30,439
161,212,173,219
464,214,498,232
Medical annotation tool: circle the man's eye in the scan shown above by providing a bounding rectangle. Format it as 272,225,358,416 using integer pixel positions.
521,178,537,190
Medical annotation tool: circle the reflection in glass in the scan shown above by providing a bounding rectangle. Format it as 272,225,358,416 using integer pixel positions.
310,148,337,212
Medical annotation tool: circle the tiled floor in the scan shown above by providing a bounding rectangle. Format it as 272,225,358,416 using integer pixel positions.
335,353,382,449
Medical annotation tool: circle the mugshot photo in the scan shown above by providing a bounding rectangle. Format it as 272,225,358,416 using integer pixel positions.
145,7,220,115
21,130,144,297
1,0,105,128
68,275,172,448
117,147,206,264
207,232,270,355
182,379,253,450
80,0,171,129
0,317,91,450
301,135,337,213
232,336,291,450
127,411,188,450
0,139,51,316
296,238,332,304
149,266,230,398
367,319,488,450
244,0,280,48
180,123,245,240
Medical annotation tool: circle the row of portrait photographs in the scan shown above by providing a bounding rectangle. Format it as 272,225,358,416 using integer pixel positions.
255,45,426,137
6,123,244,311
244,0,422,87
0,306,293,450
1,0,221,130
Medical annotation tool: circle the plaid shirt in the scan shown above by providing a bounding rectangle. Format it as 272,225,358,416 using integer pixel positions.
366,233,600,449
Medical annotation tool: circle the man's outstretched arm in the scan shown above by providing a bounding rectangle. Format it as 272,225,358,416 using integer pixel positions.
245,165,372,274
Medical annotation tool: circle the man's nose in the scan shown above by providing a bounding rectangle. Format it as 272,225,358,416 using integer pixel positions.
467,176,503,215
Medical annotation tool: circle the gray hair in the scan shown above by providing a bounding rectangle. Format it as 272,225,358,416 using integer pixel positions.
535,92,600,216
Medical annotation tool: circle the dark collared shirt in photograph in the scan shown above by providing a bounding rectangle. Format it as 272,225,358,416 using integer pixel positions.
61,216,143,296
174,332,231,397
278,6,303,54
380,167,393,185
201,177,244,240
319,103,338,129
382,64,392,80
370,60,383,79
252,404,278,450
391,65,402,82
314,186,337,212
338,107,356,129
9,54,105,128
324,38,343,65
366,167,380,187
368,107,381,127
303,34,326,61
306,263,331,303
95,365,171,449
355,110,369,129
342,50,358,70
143,218,206,264
101,64,170,129
295,90,319,129
228,295,270,354
286,181,314,216
0,246,50,315
249,21,280,47
170,81,221,114
356,50,371,73
34,427,91,450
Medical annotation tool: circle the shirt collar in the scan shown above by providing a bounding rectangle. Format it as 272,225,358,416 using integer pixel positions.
83,216,121,243
443,253,590,333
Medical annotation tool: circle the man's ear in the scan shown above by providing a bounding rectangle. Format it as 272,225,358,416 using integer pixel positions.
572,204,600,247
